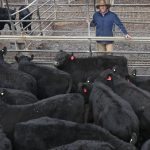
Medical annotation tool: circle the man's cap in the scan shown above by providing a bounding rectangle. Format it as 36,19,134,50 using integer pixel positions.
96,0,112,9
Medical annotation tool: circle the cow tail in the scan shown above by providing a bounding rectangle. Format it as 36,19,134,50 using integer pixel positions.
66,75,73,93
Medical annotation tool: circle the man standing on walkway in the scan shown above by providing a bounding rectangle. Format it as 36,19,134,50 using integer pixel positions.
91,0,131,54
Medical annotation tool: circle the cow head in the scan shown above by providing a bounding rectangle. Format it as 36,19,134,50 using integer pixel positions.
55,50,75,66
131,69,137,77
0,47,7,56
0,47,7,55
0,47,7,63
15,54,34,63
125,70,137,83
95,69,114,87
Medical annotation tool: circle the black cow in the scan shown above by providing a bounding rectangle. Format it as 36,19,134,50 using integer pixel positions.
14,117,136,150
50,140,115,150
141,139,150,150
0,93,84,138
15,55,72,99
0,88,38,105
19,5,32,32
0,7,16,30
0,63,37,96
0,48,37,95
55,50,128,92
0,125,12,150
0,46,18,70
126,69,150,93
89,80,139,143
97,69,150,140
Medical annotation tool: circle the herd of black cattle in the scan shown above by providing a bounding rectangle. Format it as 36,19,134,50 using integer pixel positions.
0,6,32,31
0,46,150,150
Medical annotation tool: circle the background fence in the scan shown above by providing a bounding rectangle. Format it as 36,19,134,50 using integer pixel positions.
0,0,150,75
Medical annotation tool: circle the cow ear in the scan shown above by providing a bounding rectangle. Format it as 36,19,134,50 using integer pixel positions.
132,69,136,76
1,47,7,55
112,65,117,73
15,55,19,63
30,54,34,61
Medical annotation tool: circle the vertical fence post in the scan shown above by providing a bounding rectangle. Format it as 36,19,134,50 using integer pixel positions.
94,0,96,12
5,0,16,32
5,0,18,51
86,0,92,56
36,0,43,35
1,0,4,7
54,0,57,20
25,0,29,5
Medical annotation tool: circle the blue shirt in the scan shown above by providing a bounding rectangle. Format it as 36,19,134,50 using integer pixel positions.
91,11,128,44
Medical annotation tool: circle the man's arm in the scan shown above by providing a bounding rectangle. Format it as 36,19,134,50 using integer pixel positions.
114,14,131,39
90,13,96,27
90,19,96,27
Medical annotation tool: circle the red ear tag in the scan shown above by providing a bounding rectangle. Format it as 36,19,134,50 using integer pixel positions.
83,88,88,93
70,56,75,61
107,75,112,81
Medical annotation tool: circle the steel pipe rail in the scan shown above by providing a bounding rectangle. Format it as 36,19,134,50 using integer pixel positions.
38,10,150,13
0,35,150,42
0,19,150,24
4,49,150,54
4,3,150,7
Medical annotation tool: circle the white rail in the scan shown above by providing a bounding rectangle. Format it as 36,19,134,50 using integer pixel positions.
11,0,38,16
0,35,150,42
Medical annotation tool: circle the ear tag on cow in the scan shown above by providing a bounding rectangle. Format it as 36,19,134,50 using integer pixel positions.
106,75,112,81
70,55,75,61
83,88,88,93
